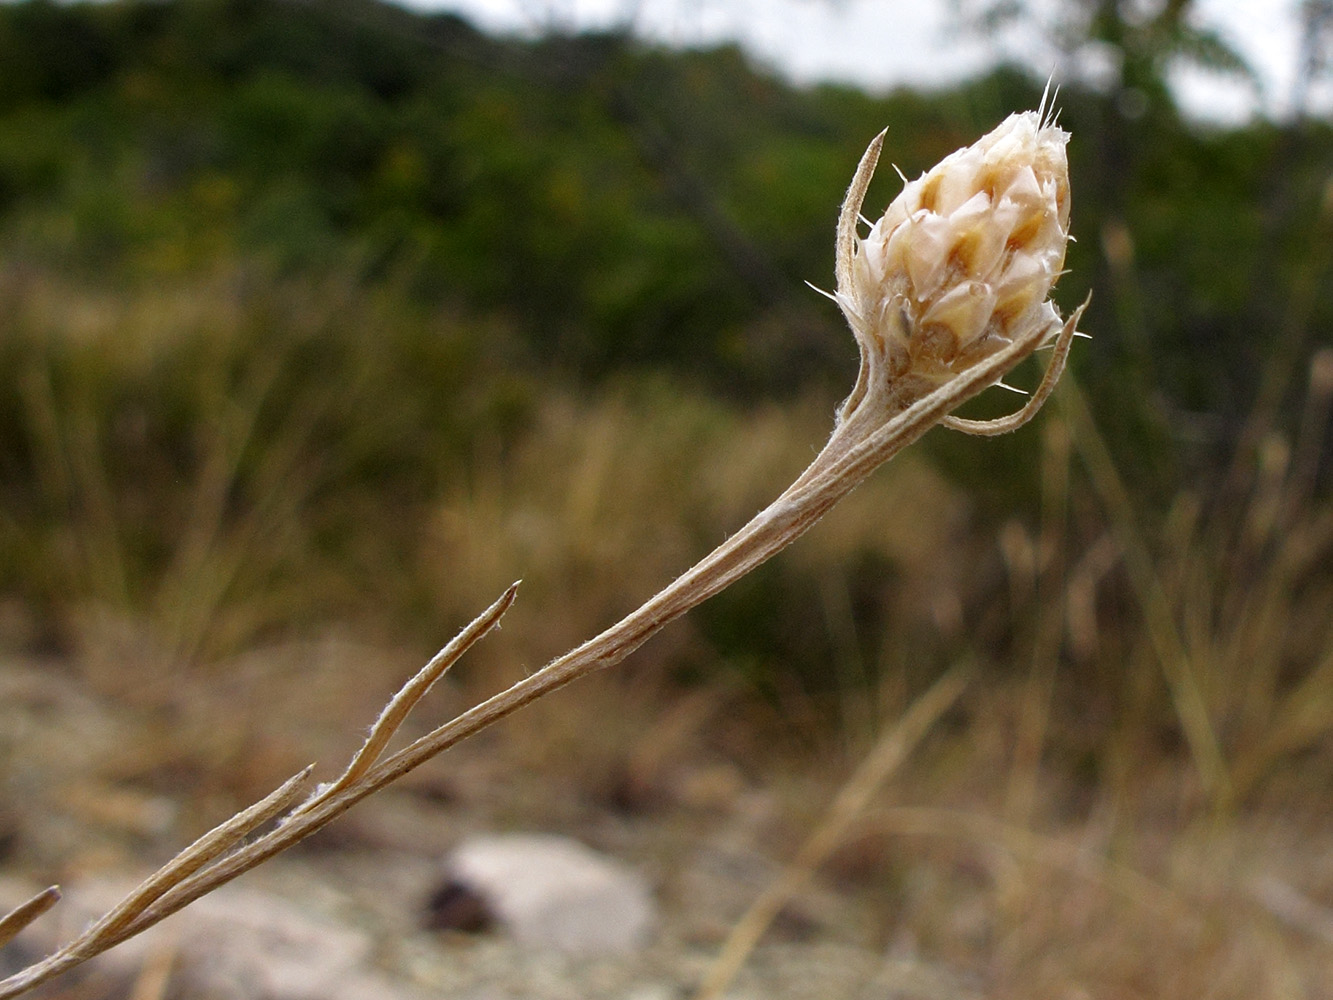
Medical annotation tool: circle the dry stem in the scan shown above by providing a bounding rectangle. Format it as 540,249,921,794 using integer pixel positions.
0,126,1081,998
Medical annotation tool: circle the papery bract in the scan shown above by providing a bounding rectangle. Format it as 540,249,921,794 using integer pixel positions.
836,109,1071,415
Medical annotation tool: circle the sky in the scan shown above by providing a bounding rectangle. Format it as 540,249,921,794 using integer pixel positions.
394,0,1330,124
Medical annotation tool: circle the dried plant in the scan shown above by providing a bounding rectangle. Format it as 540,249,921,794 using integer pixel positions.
0,101,1084,998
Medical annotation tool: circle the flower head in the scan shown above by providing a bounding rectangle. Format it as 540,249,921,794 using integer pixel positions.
834,107,1073,418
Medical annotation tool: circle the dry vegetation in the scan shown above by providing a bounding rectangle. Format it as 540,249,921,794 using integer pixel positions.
2,114,1333,997
0,0,1331,989
2,257,1332,998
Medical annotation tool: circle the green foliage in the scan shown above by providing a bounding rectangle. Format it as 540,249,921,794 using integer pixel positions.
1,0,1324,418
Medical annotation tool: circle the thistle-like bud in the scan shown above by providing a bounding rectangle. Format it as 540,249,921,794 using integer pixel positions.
835,108,1072,418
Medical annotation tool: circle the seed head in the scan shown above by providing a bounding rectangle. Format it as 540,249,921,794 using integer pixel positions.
835,108,1072,417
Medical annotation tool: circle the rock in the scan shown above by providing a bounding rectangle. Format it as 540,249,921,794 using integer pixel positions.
174,887,377,1000
438,833,656,955
5,877,431,1000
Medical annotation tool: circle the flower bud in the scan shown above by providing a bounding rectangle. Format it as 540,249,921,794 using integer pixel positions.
837,109,1071,413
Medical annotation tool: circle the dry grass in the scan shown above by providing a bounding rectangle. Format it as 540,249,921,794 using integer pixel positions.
2,268,1332,995
5,349,1333,998
421,384,969,690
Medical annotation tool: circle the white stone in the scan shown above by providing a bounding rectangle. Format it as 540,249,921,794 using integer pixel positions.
446,833,656,955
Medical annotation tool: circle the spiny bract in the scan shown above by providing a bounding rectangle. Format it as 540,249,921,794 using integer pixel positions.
838,109,1071,413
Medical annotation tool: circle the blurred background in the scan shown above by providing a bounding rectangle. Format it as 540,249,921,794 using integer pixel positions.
1,0,1332,997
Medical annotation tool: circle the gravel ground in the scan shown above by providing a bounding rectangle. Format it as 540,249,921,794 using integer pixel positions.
0,655,929,1000
0,815,937,1000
